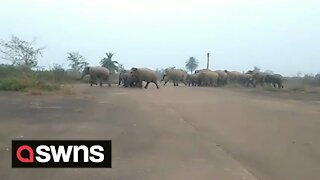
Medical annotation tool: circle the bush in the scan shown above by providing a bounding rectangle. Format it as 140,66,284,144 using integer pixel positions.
0,77,26,91
0,76,59,92
0,64,121,92
0,68,60,92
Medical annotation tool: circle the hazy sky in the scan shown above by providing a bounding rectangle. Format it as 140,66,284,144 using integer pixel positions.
0,0,319,76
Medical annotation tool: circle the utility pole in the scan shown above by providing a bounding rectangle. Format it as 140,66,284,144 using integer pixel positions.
206,53,210,69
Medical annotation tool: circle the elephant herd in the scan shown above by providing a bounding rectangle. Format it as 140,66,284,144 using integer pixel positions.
80,66,284,89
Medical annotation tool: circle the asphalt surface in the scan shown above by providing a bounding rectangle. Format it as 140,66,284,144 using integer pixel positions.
0,84,320,180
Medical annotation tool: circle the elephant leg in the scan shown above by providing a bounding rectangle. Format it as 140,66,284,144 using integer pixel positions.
144,82,150,89
164,80,168,86
89,78,96,86
253,82,257,88
154,81,160,89
105,76,111,87
99,79,103,87
90,81,97,86
118,79,121,86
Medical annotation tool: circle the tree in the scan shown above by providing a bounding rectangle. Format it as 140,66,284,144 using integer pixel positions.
253,66,260,72
297,72,302,77
50,64,65,82
0,35,44,69
67,52,88,72
100,52,119,73
185,57,199,73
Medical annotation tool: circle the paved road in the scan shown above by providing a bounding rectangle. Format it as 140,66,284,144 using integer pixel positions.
0,85,320,180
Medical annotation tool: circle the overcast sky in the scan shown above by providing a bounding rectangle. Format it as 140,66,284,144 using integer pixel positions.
0,0,319,76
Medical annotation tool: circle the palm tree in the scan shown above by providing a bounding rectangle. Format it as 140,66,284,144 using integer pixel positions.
185,57,199,73
100,53,119,73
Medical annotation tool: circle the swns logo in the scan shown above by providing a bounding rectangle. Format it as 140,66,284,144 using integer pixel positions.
12,140,111,168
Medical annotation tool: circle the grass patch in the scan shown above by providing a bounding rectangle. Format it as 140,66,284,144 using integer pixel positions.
0,75,60,92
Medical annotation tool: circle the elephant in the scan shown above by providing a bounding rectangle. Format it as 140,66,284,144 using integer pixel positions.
264,74,284,88
224,70,242,83
198,71,219,87
162,68,188,86
246,71,267,87
224,70,253,87
214,70,228,86
118,70,140,87
238,73,254,87
125,75,140,88
118,70,129,86
186,73,200,86
79,66,111,87
130,68,160,89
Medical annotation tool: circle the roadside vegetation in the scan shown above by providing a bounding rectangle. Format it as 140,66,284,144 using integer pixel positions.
0,35,120,92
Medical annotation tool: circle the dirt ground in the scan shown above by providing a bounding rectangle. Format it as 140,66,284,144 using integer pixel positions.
0,84,320,180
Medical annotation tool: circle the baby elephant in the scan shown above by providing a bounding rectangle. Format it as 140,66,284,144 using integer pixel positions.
130,68,159,89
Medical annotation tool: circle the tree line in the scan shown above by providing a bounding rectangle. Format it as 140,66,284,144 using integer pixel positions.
1,35,319,80
0,35,123,73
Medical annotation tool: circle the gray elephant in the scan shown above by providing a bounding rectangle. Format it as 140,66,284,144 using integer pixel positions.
246,70,267,87
79,66,111,87
118,70,129,86
118,70,140,87
186,73,200,86
198,71,219,86
238,73,254,87
214,70,228,86
265,74,284,88
224,70,253,87
224,70,242,83
130,68,160,89
162,68,188,86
